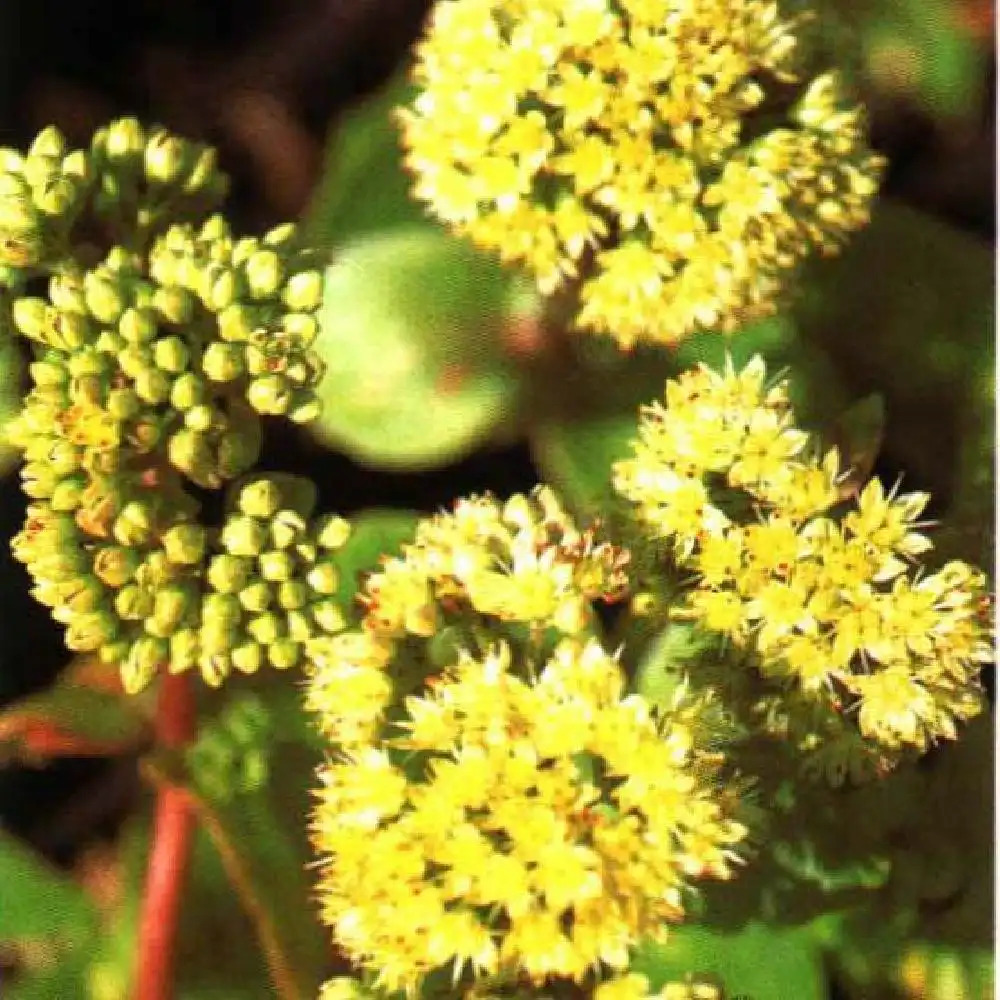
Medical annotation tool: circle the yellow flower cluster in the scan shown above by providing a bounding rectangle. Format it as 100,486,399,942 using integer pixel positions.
613,356,992,753
596,973,721,1000
311,640,745,994
305,487,629,748
400,0,884,347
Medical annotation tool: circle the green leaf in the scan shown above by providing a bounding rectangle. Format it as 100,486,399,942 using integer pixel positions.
634,623,715,710
0,827,98,944
633,921,829,1000
313,228,523,469
0,657,149,764
304,72,426,247
332,508,420,609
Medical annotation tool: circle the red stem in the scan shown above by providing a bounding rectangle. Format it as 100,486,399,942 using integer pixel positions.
134,673,197,1000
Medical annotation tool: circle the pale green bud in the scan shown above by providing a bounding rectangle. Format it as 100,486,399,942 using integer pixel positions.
259,550,295,583
170,372,208,411
221,515,268,557
263,223,296,248
13,297,49,340
217,425,261,480
282,311,320,346
66,609,119,652
202,593,243,630
162,522,207,565
153,335,190,374
208,553,253,594
21,154,58,191
104,118,146,165
244,344,268,376
153,286,195,325
168,428,216,487
93,545,140,588
33,176,80,217
99,640,129,667
276,579,308,610
311,600,347,634
115,584,155,620
62,150,92,184
113,500,155,547
285,609,313,642
134,368,172,405
135,551,177,590
206,268,241,312
123,636,167,694
202,341,245,382
67,348,110,378
217,302,255,342
119,307,158,344
169,629,200,673
47,440,81,478
244,250,283,300
106,387,141,421
0,172,28,198
247,374,291,415
228,641,263,675
84,276,126,325
29,126,67,160
144,131,190,185
288,394,322,425
29,358,67,388
267,640,300,670
148,585,196,637
270,510,307,550
282,271,323,312
183,148,223,196
95,329,127,355
238,581,272,614
52,311,92,350
200,651,231,688
49,475,86,510
0,191,40,233
247,612,283,646
238,479,281,519
315,515,350,550
184,404,215,433
63,575,107,614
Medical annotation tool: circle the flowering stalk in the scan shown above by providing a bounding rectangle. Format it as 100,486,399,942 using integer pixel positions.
135,673,196,1000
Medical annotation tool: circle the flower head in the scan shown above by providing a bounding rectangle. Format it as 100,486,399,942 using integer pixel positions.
400,0,884,347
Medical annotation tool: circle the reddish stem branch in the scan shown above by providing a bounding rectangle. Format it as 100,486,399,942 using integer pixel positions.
134,673,197,1000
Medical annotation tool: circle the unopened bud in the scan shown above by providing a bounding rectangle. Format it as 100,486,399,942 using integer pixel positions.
104,118,146,165
122,636,167,694
276,579,308,610
148,585,196,636
115,583,154,620
202,341,245,382
244,250,283,300
238,478,282,519
13,297,49,340
168,427,217,487
247,374,292,415
84,275,126,325
221,514,268,557
170,372,208,411
162,522,207,565
270,510,307,549
238,581,273,614
144,131,190,186
93,545,140,588
267,639,301,670
247,612,283,645
29,126,67,160
315,515,350,550
134,368,172,405
259,550,295,583
207,554,253,594
33,176,80,217
282,271,323,312
153,335,190,374
169,629,200,673
311,600,347,634
231,640,265,674
66,609,120,652
113,500,155,547
305,561,339,595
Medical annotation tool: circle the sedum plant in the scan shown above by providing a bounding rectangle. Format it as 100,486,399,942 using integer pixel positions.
0,1,992,1000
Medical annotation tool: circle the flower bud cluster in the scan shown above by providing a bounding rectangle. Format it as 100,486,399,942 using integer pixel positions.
613,355,993,756
305,487,630,748
595,974,722,1000
149,216,325,423
0,126,91,271
4,121,338,693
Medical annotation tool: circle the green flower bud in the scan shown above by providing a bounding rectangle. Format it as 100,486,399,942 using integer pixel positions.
62,150,92,183
33,548,88,581
162,522,207,565
0,218,44,267
206,267,241,312
243,344,268,376
184,403,215,433
81,448,122,477
66,609,119,652
63,575,107,614
99,640,129,667
221,514,268,557
106,387,141,421
288,394,322,425
231,641,265,675
202,592,243,627
247,374,292,415
13,297,49,340
294,540,317,563
148,585,196,637
104,118,146,165
135,550,177,590
168,427,216,487
113,500,155,547
259,550,295,583
119,306,158,344
285,609,313,642
315,515,350,550
153,335,190,374
311,599,347,634
47,440,81,478
247,612,283,645
28,126,67,160
94,329,127,355
144,131,190,185
153,285,195,325
238,479,281,519
93,545,140,587
244,250,283,300
134,368,172,405
33,176,80,217
49,475,86,510
207,553,253,594
217,424,261,480
282,311,320,346
282,271,323,312
67,348,109,379
202,341,245,382
170,629,200,673
170,372,208,411
238,581,272,614
183,148,224,196
117,346,152,379
263,223,296,248
123,636,167,694
49,273,87,313
115,583,154,620
84,276,126,325
217,302,255,342
267,640,300,671
270,510,307,550
52,311,92,351
104,247,139,274
276,579,308,611
200,651,231,688
22,154,59,191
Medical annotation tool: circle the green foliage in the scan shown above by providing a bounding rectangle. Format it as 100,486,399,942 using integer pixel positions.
313,228,524,468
